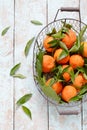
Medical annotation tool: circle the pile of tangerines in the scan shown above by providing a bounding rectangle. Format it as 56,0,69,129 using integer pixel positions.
38,23,87,103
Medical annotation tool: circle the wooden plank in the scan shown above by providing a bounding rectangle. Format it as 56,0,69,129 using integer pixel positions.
14,0,48,130
0,0,14,130
48,0,82,130
80,1,87,130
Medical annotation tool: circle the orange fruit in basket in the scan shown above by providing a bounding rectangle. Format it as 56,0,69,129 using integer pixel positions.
81,42,87,57
73,73,86,89
42,55,55,73
61,85,77,102
62,29,76,49
43,36,54,52
46,78,63,94
62,65,73,82
54,48,70,64
69,54,84,69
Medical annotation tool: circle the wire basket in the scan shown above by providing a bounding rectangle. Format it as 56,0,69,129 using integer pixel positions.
33,7,87,114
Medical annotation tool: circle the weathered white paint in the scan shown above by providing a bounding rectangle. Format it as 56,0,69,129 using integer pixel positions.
0,0,87,130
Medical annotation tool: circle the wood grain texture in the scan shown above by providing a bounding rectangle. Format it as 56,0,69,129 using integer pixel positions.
14,0,48,130
0,0,14,130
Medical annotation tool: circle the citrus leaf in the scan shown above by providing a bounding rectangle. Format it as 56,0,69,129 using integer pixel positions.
1,26,10,36
16,93,32,107
24,37,35,56
79,25,87,41
36,51,44,77
22,106,32,119
13,74,26,79
79,84,87,95
58,50,69,61
52,31,65,39
59,41,68,51
69,69,75,83
31,20,43,25
47,28,57,36
70,95,83,102
10,63,21,76
79,43,84,54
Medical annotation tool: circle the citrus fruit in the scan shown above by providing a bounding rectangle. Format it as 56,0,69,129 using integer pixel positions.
62,29,76,49
73,73,86,89
61,85,77,102
54,48,70,64
69,54,84,69
43,36,54,52
46,78,63,94
81,42,87,57
42,55,55,73
62,65,73,82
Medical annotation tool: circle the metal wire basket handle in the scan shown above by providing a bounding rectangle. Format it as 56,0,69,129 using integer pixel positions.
54,7,81,21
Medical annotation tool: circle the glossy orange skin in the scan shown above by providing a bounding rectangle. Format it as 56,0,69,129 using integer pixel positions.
61,85,77,102
42,55,55,73
54,48,70,64
62,29,76,49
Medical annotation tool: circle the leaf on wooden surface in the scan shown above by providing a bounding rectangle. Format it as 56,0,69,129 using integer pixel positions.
10,63,21,76
16,93,32,107
24,37,35,56
1,26,10,36
13,74,26,79
22,106,32,119
31,20,43,25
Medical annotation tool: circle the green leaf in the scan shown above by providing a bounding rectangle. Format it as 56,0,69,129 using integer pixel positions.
59,41,68,51
22,106,32,119
36,77,61,103
47,28,57,36
61,21,72,29
58,50,69,61
52,30,65,39
79,43,84,54
1,26,10,36
16,93,32,107
36,51,44,77
79,84,87,95
24,37,35,56
13,74,26,79
10,63,21,76
31,20,43,25
48,39,58,48
70,95,83,102
69,69,75,83
79,25,87,41
69,35,80,53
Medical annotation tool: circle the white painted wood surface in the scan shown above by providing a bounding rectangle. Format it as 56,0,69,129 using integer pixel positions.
0,0,87,130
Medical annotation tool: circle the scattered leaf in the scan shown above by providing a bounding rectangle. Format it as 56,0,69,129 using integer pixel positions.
31,20,43,25
16,93,32,107
1,26,10,36
22,106,32,119
13,74,26,79
10,63,21,76
24,37,35,56
59,41,68,51
47,28,57,36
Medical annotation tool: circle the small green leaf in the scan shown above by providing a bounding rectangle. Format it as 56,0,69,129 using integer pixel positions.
47,28,57,36
16,93,32,107
79,84,87,95
22,106,32,119
13,74,26,79
70,95,83,102
31,20,43,25
24,37,35,56
58,50,69,61
48,39,58,48
52,31,65,39
36,51,44,77
79,25,87,41
10,63,21,76
59,41,68,51
69,69,75,83
79,43,84,54
1,26,10,36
